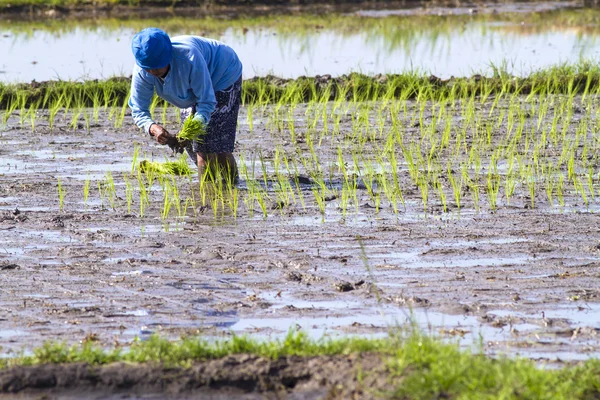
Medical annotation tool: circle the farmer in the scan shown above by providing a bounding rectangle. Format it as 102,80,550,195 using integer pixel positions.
128,28,243,182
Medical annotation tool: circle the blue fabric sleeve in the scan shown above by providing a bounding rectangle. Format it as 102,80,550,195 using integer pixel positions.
128,68,156,134
188,48,217,125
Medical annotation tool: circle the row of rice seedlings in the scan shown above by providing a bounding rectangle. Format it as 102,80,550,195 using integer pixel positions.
1,80,131,131
260,73,600,215
5,62,600,131
40,64,600,219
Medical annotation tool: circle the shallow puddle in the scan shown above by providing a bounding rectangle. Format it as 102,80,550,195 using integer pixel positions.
490,306,600,328
368,250,529,269
0,329,28,339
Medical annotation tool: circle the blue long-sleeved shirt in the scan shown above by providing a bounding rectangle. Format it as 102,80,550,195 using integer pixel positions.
128,35,243,134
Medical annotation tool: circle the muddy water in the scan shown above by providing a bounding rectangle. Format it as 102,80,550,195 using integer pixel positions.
2,5,599,82
2,97,600,365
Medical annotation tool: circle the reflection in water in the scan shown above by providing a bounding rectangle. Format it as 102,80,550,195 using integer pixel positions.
1,15,599,82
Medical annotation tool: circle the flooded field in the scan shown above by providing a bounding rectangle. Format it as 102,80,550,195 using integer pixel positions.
2,88,600,366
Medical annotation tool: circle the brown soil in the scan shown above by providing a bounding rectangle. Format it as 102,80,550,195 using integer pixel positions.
0,353,388,399
1,96,600,395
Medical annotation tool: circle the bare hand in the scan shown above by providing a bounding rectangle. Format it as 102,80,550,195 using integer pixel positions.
149,124,174,145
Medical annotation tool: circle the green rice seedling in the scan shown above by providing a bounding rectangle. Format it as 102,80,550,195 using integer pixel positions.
227,186,239,219
556,175,565,206
417,176,429,213
101,82,115,111
124,176,134,214
526,167,536,209
486,170,500,212
312,186,326,216
258,153,269,189
170,175,184,218
469,181,480,211
181,197,192,221
48,95,64,131
103,172,117,210
62,87,74,116
504,172,517,204
83,176,91,206
57,178,66,211
161,180,172,220
339,183,350,217
137,171,148,217
115,98,129,128
0,91,5,126
209,185,222,220
447,165,462,210
432,177,447,213
82,109,91,133
160,101,169,126
286,107,297,143
281,153,297,204
70,106,82,130
27,104,37,131
587,167,595,201
256,186,268,218
89,89,101,122
2,94,19,126
544,173,555,206
244,182,257,218
17,91,28,126
149,95,161,119
573,175,589,206
131,144,140,174
246,104,255,133
97,181,105,209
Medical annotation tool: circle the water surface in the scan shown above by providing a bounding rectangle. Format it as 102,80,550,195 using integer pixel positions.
2,7,600,82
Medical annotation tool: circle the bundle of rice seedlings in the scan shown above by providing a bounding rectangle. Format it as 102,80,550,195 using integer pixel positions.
177,116,206,143
139,155,194,176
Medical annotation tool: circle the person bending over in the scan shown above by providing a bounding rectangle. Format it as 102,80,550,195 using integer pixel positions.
128,27,243,183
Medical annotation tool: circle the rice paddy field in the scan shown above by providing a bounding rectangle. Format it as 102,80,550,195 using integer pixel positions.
4,1,600,398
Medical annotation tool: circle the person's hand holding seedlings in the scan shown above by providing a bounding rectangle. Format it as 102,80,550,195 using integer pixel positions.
149,123,174,145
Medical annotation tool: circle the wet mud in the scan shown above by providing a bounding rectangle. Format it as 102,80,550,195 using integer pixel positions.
0,353,387,399
1,95,600,395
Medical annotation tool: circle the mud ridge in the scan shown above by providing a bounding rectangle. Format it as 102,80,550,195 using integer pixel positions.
0,0,462,17
0,353,388,399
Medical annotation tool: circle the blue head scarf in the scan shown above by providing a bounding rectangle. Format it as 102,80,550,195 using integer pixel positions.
131,28,172,70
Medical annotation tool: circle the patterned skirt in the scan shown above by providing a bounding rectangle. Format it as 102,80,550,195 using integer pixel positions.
180,75,242,161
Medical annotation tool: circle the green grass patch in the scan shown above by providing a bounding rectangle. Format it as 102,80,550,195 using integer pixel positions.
3,330,600,399
5,330,392,368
